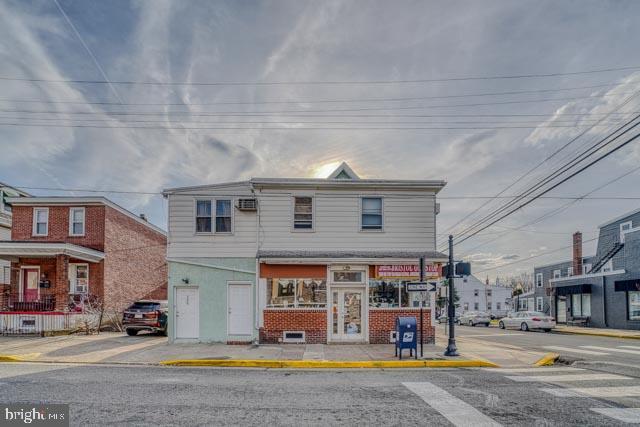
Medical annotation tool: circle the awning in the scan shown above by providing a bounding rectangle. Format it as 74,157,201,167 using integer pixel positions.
0,241,105,263
615,279,640,292
555,284,591,296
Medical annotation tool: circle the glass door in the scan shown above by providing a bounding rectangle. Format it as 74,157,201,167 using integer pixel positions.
330,288,365,342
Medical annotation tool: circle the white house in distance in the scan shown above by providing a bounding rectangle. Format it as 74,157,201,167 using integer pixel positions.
438,275,513,318
163,163,447,344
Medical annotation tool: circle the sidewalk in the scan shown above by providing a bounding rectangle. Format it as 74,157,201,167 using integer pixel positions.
0,333,504,367
551,325,640,339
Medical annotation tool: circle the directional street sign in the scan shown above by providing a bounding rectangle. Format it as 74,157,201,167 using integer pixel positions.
406,282,437,292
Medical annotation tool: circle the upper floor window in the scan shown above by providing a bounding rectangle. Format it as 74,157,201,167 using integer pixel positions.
69,207,85,236
473,289,479,297
553,269,561,279
536,273,543,287
215,199,232,233
487,289,492,297
567,266,573,276
293,197,313,230
583,263,592,274
195,200,212,233
361,197,382,230
620,221,632,243
32,208,48,236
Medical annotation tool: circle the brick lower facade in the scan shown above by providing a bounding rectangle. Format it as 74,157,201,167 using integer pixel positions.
261,309,327,344
369,308,434,344
260,308,434,344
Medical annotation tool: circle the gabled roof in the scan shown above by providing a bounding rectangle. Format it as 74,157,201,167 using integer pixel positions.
327,162,360,180
6,196,166,236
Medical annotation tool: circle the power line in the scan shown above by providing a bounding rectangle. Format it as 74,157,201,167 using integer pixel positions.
0,82,624,107
472,237,599,274
1,65,639,86
0,91,634,115
53,0,124,104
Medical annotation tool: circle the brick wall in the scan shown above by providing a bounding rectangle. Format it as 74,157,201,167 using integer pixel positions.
103,206,167,312
369,308,434,344
260,309,327,343
11,205,106,251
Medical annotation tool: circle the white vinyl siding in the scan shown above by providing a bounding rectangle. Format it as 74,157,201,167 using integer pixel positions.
167,185,438,257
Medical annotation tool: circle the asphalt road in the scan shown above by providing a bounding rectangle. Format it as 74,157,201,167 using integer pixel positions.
1,362,639,426
444,323,640,371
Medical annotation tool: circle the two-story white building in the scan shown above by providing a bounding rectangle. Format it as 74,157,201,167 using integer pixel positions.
162,163,447,344
0,183,30,287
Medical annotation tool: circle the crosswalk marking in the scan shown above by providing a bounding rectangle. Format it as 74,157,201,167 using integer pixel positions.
403,382,502,427
543,346,608,355
506,373,632,382
590,408,640,423
581,345,640,355
487,367,585,373
541,386,640,398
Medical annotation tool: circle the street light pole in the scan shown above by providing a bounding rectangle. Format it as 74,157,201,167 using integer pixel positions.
444,235,459,357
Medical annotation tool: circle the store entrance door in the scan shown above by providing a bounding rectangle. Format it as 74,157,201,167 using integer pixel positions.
329,288,365,342
557,298,567,323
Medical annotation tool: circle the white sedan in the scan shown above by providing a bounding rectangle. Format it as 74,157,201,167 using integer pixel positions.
498,311,556,332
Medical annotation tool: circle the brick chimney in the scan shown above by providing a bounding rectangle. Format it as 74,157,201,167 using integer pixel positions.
572,231,582,276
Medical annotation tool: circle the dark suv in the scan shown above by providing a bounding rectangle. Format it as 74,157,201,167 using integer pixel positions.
122,300,168,336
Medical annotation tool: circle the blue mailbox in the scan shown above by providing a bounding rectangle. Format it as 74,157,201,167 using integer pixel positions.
395,316,418,360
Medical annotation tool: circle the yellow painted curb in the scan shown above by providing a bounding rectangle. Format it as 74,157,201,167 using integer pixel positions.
0,353,39,362
534,353,560,367
159,359,499,368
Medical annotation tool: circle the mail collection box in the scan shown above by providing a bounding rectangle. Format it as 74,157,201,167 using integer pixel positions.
395,316,417,359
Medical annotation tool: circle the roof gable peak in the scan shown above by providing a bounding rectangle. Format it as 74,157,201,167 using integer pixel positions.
327,162,360,180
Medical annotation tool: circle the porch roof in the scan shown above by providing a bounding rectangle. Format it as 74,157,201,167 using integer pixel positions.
0,241,105,263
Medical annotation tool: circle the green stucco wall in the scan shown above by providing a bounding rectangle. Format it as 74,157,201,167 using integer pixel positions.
168,258,256,343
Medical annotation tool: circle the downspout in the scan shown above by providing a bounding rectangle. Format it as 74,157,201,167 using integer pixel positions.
602,276,607,328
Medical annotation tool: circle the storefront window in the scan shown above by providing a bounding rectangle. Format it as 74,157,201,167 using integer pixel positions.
333,271,363,283
267,278,326,308
369,279,417,308
571,293,591,317
629,291,640,320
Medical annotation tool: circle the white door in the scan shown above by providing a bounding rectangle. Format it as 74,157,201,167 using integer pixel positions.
228,283,253,336
175,287,199,339
329,288,365,342
557,298,567,323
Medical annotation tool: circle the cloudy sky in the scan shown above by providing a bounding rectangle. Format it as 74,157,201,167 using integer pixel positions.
1,0,640,280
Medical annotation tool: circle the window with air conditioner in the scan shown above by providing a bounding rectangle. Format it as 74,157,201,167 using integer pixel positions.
69,264,89,294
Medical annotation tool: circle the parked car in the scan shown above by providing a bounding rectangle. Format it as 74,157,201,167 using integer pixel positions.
498,311,555,332
437,314,459,324
459,311,491,327
123,300,168,336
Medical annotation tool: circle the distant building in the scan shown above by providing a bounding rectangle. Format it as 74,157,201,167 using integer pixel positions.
0,183,30,286
438,274,513,318
544,208,640,330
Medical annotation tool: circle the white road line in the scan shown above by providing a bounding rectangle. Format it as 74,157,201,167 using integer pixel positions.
590,408,640,423
619,345,640,350
487,367,585,373
541,386,640,398
403,382,502,427
505,373,632,382
582,346,640,356
543,346,608,355
458,333,524,338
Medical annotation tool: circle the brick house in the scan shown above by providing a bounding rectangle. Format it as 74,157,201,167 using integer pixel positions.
0,197,167,317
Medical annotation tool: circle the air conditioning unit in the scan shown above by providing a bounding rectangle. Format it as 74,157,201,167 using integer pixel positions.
75,284,88,294
236,198,257,211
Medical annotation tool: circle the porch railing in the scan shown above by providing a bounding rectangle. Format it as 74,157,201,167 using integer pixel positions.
1,294,56,312
0,312,87,336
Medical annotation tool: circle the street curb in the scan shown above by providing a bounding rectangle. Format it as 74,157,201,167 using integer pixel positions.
159,359,499,368
550,330,640,340
534,353,560,367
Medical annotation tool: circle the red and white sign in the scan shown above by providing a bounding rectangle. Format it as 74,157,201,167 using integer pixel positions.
375,264,439,278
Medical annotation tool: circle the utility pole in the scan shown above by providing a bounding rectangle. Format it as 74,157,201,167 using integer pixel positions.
444,235,459,357
419,256,425,358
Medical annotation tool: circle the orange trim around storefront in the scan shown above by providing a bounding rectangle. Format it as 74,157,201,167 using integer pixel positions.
259,264,327,279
